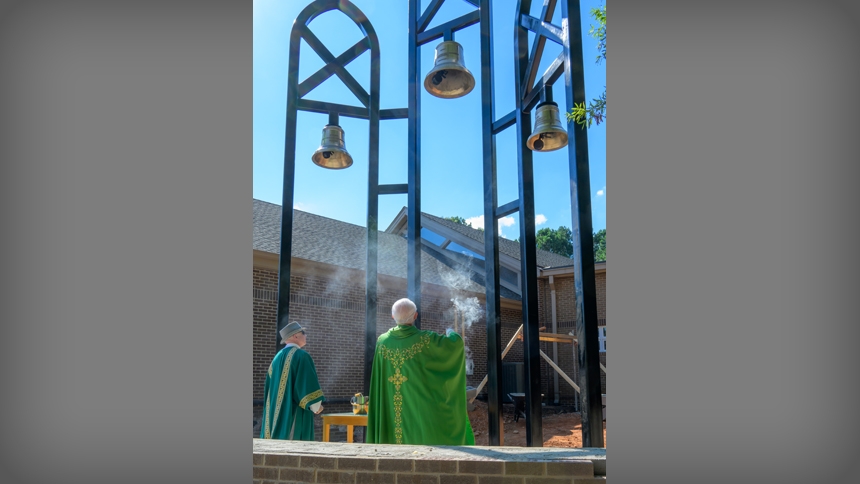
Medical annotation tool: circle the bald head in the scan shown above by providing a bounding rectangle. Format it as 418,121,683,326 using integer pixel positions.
392,298,417,325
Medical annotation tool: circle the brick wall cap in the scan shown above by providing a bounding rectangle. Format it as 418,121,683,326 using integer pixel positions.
253,439,605,466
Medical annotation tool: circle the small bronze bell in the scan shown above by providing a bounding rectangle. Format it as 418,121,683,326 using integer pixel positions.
527,102,568,152
311,124,353,169
423,41,475,99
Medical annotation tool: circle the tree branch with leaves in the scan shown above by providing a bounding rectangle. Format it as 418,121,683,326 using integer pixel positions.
567,3,606,129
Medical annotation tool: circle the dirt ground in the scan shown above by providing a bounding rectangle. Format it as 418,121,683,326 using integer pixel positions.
467,401,606,448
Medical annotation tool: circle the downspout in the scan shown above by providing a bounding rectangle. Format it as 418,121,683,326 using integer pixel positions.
549,275,559,404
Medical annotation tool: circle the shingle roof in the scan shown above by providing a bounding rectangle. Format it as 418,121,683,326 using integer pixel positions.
420,212,576,269
253,199,490,293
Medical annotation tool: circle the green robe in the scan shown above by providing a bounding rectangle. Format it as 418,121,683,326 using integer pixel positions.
260,345,325,440
367,324,475,445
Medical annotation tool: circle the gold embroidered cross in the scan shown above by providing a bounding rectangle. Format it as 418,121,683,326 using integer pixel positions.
388,369,408,389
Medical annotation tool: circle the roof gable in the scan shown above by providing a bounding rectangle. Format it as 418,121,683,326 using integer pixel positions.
253,199,490,294
385,207,576,270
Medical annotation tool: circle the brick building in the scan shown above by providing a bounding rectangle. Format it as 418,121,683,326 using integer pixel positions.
252,199,606,438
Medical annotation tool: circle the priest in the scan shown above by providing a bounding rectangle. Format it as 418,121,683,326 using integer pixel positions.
367,298,475,445
260,321,325,440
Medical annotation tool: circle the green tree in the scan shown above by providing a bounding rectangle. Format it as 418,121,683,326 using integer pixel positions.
536,226,574,258
567,4,606,129
536,226,606,261
593,228,606,262
447,218,605,261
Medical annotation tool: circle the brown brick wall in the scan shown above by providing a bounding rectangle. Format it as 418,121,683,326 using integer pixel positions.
253,441,601,483
595,272,606,321
254,268,280,400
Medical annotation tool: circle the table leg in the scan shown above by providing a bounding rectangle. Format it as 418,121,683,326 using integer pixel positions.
514,399,524,423
347,425,354,443
323,421,330,442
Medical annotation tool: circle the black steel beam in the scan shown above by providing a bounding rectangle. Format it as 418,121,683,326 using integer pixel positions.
296,99,369,119
492,110,517,135
364,12,381,397
514,0,543,446
378,183,409,195
407,0,422,327
380,108,409,120
297,103,408,121
276,8,305,347
497,200,521,219
479,0,504,447
417,10,480,46
560,0,604,448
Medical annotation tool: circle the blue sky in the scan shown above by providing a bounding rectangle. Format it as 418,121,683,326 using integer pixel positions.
253,0,606,239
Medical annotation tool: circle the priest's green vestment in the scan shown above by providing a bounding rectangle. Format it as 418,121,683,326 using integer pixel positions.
260,345,325,440
367,324,475,445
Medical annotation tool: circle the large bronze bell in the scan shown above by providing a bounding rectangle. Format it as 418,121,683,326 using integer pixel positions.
311,124,353,169
423,41,475,99
527,102,568,152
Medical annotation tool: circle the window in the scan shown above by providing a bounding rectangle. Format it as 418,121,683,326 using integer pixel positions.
598,326,606,352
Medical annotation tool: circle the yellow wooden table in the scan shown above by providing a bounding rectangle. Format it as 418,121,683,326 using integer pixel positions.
321,412,368,443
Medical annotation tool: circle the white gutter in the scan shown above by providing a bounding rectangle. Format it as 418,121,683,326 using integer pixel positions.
538,260,606,278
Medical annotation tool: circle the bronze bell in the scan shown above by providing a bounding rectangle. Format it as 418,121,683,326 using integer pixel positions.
311,124,353,169
527,102,568,152
423,41,475,99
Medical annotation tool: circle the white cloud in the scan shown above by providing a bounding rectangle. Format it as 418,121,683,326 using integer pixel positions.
464,215,484,231
465,214,517,237
535,214,548,225
498,216,515,237
595,186,606,197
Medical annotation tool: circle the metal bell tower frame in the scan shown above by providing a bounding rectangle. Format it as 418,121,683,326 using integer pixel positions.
276,0,603,448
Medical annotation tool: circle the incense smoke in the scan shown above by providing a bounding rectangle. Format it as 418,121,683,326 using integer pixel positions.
439,259,486,378
450,295,482,332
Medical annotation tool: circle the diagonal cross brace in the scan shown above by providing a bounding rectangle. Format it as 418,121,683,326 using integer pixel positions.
521,14,565,47
418,0,480,33
523,52,565,111
417,0,445,33
521,0,558,100
296,24,370,108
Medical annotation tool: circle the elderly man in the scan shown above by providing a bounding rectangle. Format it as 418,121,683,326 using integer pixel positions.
260,321,325,440
367,298,475,445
